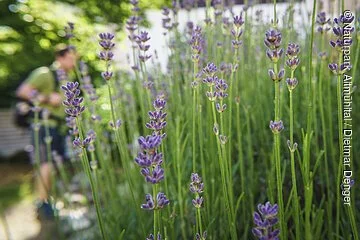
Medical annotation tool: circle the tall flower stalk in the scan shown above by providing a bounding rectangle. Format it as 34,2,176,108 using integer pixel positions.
316,11,333,234
136,96,170,239
98,32,145,236
229,14,244,193
264,27,286,239
61,82,107,239
285,42,300,240
328,13,355,238
189,26,203,172
202,62,237,240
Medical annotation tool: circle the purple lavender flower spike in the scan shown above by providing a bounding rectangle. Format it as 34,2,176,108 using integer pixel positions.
252,201,280,240
190,172,205,212
62,81,85,118
269,120,284,134
98,33,115,50
190,173,204,193
316,12,330,25
316,12,331,33
189,26,204,62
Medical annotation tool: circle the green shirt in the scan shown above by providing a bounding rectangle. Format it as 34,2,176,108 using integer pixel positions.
25,63,67,126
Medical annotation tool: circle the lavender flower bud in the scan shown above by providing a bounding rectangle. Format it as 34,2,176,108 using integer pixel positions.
192,196,204,208
156,192,170,209
202,62,218,77
233,14,245,28
269,120,284,134
264,29,282,49
213,123,219,135
141,194,155,210
286,57,300,70
219,135,227,145
286,77,298,90
286,43,300,58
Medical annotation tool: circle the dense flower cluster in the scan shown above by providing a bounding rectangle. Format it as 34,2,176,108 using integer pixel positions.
285,43,300,90
264,29,283,66
136,97,169,216
190,173,204,208
202,62,228,111
231,14,244,49
189,26,204,63
136,31,152,62
252,202,280,240
98,32,115,81
316,12,330,33
190,173,207,240
62,82,85,118
146,96,167,136
136,96,167,183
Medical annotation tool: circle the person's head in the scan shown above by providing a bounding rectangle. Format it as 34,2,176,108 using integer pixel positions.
54,44,76,72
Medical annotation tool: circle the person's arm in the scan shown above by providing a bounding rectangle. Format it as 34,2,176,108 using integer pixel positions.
16,83,48,103
16,67,62,107
16,83,62,107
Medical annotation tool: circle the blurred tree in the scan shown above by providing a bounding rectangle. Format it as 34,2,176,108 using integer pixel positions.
0,0,169,108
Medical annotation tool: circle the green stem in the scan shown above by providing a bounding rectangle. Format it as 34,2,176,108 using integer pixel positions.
304,1,316,238
76,119,107,240
209,96,237,240
289,70,300,240
153,184,158,237
273,60,285,239
318,35,333,237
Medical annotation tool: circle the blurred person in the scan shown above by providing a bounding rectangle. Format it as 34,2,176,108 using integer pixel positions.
16,44,76,220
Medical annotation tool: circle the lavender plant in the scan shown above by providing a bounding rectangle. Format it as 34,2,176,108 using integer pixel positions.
136,96,169,239
264,26,286,239
62,81,107,239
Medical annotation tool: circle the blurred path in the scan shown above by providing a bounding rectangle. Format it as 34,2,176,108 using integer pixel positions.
0,163,42,240
0,199,41,240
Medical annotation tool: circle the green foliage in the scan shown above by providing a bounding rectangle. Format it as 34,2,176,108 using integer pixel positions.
0,0,168,108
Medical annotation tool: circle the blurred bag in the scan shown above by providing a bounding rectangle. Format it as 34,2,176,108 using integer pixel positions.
13,99,34,128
